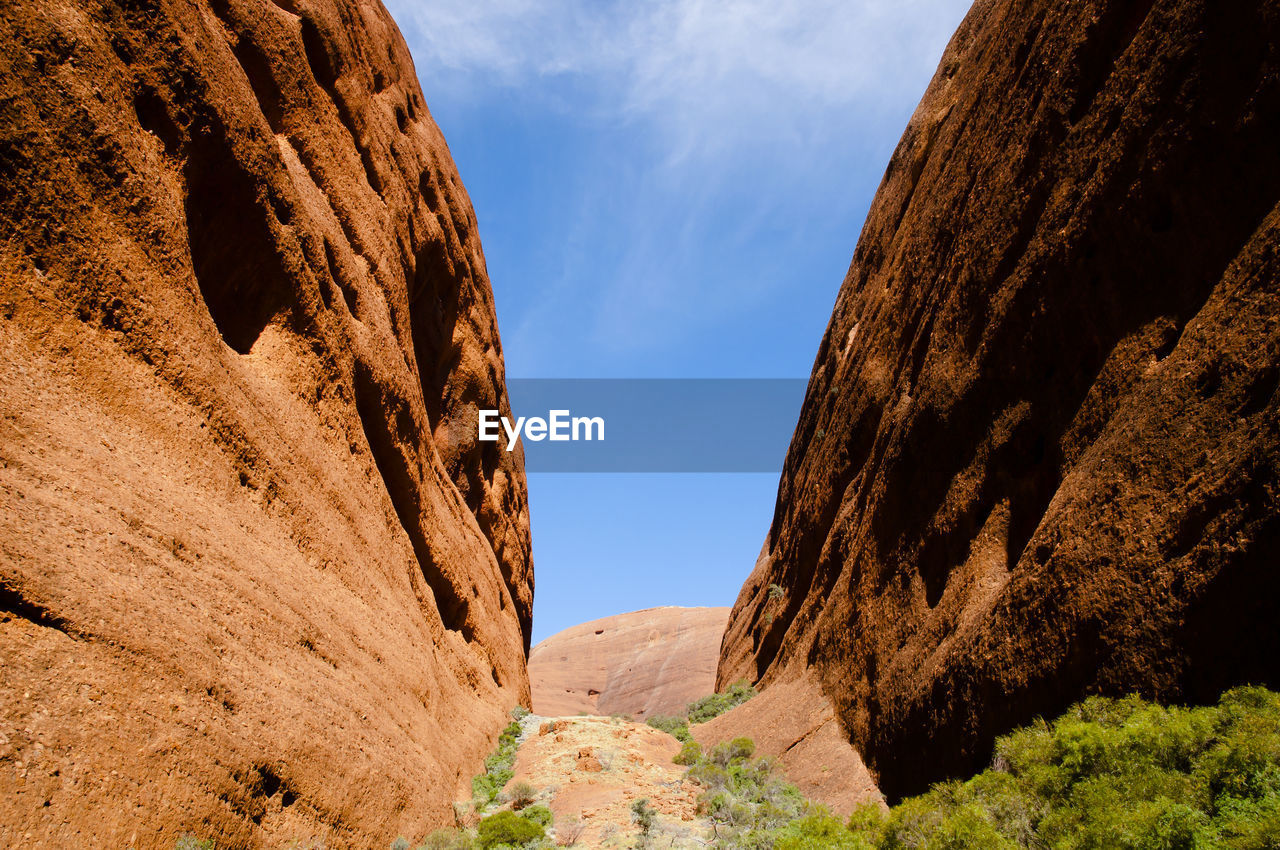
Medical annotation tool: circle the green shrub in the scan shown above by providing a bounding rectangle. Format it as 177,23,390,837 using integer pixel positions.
866,686,1280,849
674,740,703,765
477,811,544,849
175,839,214,850
631,798,657,835
508,780,537,810
687,681,757,724
775,811,873,850
511,706,531,721
646,714,692,743
419,829,477,850
473,721,526,809
519,805,554,828
706,737,756,767
682,734,807,845
678,688,1280,849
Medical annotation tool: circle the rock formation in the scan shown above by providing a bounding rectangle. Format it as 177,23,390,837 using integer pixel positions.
720,0,1280,800
0,0,531,844
530,608,728,719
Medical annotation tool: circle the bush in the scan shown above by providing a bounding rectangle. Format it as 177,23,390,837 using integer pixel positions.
843,686,1280,849
775,811,873,850
520,805,554,828
420,829,477,850
175,839,214,850
508,781,538,810
473,721,525,809
687,681,757,724
681,734,808,845
674,740,703,765
646,714,692,743
631,798,657,835
555,815,586,847
706,737,756,767
477,811,545,849
676,688,1280,849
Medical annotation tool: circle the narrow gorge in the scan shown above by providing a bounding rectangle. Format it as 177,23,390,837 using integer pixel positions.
2,0,1279,846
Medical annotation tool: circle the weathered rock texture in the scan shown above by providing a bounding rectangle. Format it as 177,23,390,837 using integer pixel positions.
530,608,729,719
0,0,532,844
720,0,1280,800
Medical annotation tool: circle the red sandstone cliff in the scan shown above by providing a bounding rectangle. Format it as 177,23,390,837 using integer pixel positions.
530,607,729,719
720,0,1280,800
0,0,531,844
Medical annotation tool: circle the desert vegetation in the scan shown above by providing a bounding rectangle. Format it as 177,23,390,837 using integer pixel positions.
646,681,759,744
472,712,529,809
673,686,1280,849
384,709,558,850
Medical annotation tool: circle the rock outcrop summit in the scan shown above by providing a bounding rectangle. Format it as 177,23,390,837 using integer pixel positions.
0,0,531,844
720,0,1280,800
530,607,729,719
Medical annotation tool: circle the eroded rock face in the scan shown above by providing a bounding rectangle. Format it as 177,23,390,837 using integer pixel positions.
0,0,531,844
530,608,729,719
720,0,1280,800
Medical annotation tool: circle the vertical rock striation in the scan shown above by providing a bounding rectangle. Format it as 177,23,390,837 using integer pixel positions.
0,0,531,844
720,0,1280,799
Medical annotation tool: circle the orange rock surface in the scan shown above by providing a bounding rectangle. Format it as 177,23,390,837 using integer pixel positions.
719,0,1280,801
529,607,729,719
0,0,531,844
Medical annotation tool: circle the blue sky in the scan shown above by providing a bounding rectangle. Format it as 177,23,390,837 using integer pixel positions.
384,0,974,644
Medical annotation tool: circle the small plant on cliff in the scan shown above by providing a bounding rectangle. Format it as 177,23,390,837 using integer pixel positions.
764,583,785,626
174,838,214,850
686,681,757,724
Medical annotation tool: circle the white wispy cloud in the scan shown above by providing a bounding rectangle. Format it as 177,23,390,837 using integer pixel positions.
390,0,970,161
385,0,974,373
